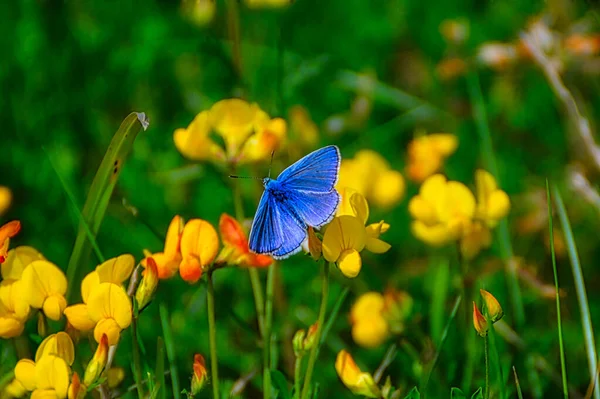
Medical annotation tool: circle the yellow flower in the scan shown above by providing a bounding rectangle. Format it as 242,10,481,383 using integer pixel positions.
408,174,475,246
459,221,492,261
0,186,12,216
244,0,292,8
472,302,488,337
87,283,132,345
0,279,30,338
15,355,71,399
288,105,319,150
338,189,391,254
173,111,225,163
335,350,381,398
0,220,20,264
191,354,208,395
179,219,219,283
382,288,413,334
4,378,27,398
337,150,405,209
36,332,75,365
350,292,389,348
2,246,45,280
480,289,504,323
21,260,68,321
406,133,458,182
143,215,184,279
322,216,366,278
236,115,287,164
67,372,86,399
181,0,216,27
474,169,510,228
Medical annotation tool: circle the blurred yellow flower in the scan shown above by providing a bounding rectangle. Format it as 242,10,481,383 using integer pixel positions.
179,219,219,283
244,0,292,8
0,186,12,216
22,260,68,321
322,216,366,278
4,378,27,398
174,99,287,166
382,288,413,334
143,215,184,279
338,150,405,208
181,0,216,27
459,221,492,261
408,174,475,246
406,133,458,182
289,105,319,151
335,350,381,398
474,169,510,228
350,292,389,348
0,220,20,264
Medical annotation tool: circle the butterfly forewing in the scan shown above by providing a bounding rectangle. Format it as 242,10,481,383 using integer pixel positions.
284,190,340,228
248,191,284,255
276,145,340,193
270,203,307,259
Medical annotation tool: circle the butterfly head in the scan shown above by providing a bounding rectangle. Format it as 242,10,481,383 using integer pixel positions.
262,177,273,188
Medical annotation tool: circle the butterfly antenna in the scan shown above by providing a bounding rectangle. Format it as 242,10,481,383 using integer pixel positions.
268,150,275,178
229,175,262,180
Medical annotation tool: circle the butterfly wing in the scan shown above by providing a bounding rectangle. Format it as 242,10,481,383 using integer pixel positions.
270,203,307,259
276,145,341,193
285,190,340,228
248,191,284,255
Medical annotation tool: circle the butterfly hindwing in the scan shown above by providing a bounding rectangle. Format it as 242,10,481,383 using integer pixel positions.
284,189,340,228
270,202,307,259
248,191,284,255
277,145,340,193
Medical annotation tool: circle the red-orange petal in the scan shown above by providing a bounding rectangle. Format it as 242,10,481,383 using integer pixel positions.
219,214,248,252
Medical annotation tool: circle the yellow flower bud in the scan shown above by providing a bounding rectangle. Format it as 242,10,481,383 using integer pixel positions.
68,372,86,399
472,302,488,337
191,354,208,395
335,350,381,398
84,333,109,386
480,289,504,323
136,257,159,311
303,322,318,351
292,329,306,356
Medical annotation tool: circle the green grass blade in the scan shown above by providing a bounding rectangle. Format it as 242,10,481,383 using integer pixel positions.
546,180,568,399
66,112,149,300
512,366,524,399
552,184,599,399
156,337,166,399
160,303,181,399
319,286,349,346
421,295,462,394
466,72,525,328
44,148,105,265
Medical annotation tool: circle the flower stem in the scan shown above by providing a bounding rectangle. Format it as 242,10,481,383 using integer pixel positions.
293,355,304,399
300,262,330,399
263,263,276,398
484,333,490,399
131,316,145,399
207,271,220,399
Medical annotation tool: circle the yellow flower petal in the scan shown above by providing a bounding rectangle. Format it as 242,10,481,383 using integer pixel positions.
338,249,362,278
35,355,70,399
0,186,12,216
81,272,100,304
87,283,132,330
350,292,384,322
420,174,448,204
209,99,260,157
429,133,459,156
365,237,391,254
4,378,27,398
322,216,366,264
2,246,45,280
173,111,224,162
96,254,134,285
63,304,96,332
351,317,389,348
408,196,438,225
486,190,510,226
0,317,24,338
349,193,369,224
164,215,184,258
32,389,61,399
36,332,75,365
180,219,219,270
335,350,380,398
15,359,36,391
43,295,67,321
94,318,122,346
22,260,67,309
437,181,476,223
411,221,452,246
0,280,30,321
371,170,405,208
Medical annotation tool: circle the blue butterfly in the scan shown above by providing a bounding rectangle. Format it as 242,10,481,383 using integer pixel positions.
248,145,341,259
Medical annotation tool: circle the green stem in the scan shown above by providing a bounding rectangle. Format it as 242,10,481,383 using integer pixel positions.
263,263,276,399
484,334,490,399
294,355,304,399
300,262,330,399
131,316,145,399
207,271,220,399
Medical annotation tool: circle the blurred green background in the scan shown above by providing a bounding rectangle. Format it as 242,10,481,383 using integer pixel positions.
2,0,600,398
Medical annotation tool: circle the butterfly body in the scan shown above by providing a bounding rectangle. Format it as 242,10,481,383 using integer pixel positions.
249,145,341,259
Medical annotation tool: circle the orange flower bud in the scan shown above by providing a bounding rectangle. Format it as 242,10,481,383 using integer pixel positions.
303,322,319,350
307,227,322,261
136,257,159,311
191,354,208,395
0,220,21,263
472,302,488,337
84,334,109,386
480,289,503,323
68,372,86,399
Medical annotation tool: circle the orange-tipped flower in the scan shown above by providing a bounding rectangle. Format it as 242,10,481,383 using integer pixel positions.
68,372,86,399
472,302,488,337
335,350,381,398
303,322,319,351
217,214,273,268
143,215,184,279
480,289,503,323
0,220,21,263
84,333,109,386
191,354,208,395
136,257,159,311
179,219,219,283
